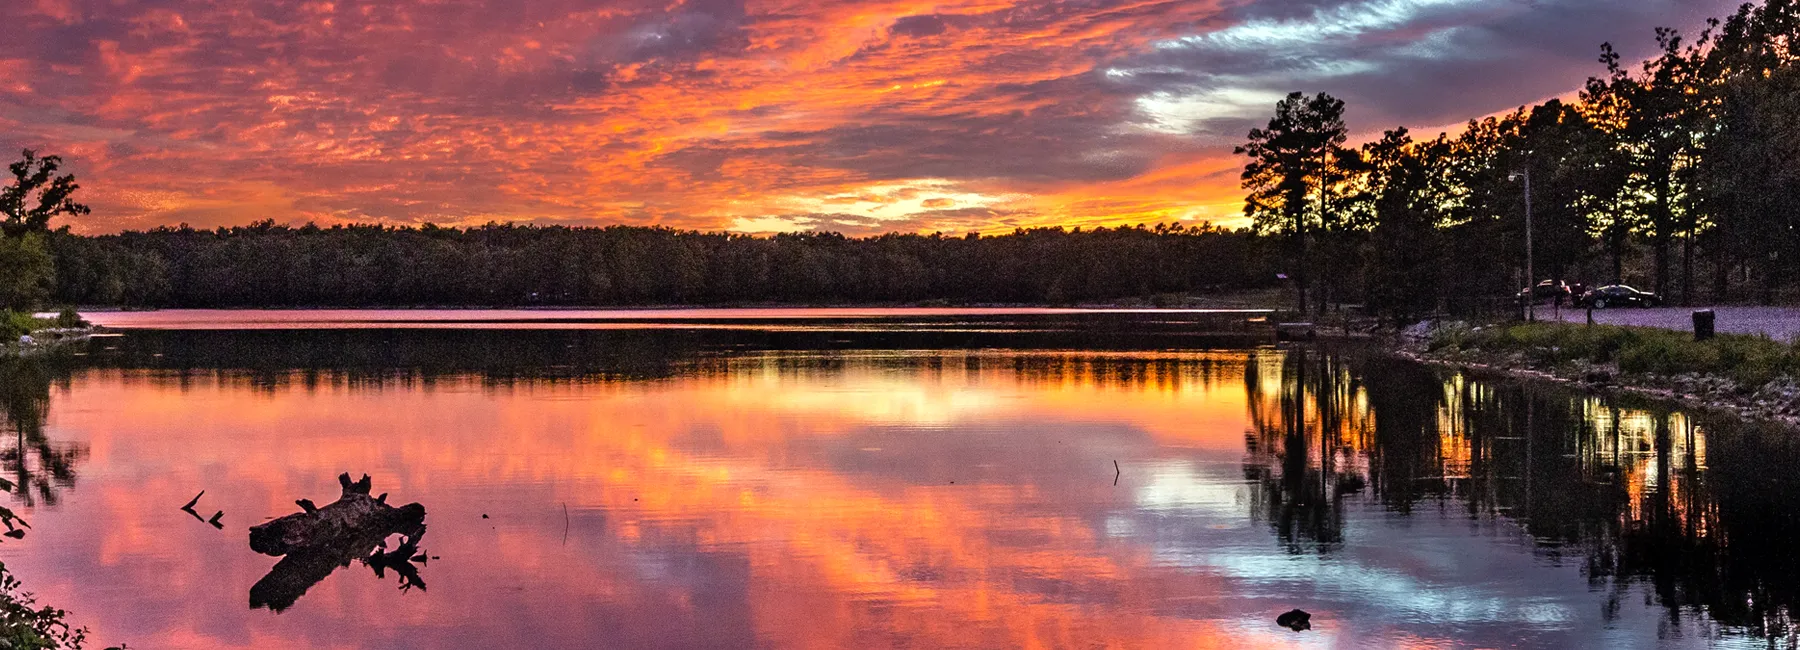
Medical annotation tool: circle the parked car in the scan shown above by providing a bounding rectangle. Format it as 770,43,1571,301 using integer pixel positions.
1576,285,1662,308
1516,280,1572,306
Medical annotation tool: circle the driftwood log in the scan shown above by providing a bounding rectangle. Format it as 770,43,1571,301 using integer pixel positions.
248,473,427,611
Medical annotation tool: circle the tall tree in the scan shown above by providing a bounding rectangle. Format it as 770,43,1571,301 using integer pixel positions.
1512,100,1604,283
1587,31,1709,301
0,235,54,312
0,150,88,312
1359,128,1453,318
0,150,89,238
1575,74,1637,284
1235,92,1352,314
1695,0,1800,301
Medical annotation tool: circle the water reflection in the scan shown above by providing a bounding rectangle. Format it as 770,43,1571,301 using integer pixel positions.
5,330,1800,648
1242,349,1372,551
0,357,86,510
1248,350,1800,645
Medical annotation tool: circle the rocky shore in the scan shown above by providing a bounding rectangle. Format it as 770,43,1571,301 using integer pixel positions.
1396,320,1800,427
6,327,95,357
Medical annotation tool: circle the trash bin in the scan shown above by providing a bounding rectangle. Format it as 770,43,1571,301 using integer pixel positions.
1693,309,1715,342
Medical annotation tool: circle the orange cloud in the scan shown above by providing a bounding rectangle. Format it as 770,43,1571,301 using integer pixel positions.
0,0,1739,233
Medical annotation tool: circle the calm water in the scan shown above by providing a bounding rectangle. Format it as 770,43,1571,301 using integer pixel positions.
1,311,1797,648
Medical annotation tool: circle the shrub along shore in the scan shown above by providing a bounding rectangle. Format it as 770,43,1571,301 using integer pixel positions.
1405,320,1800,425
1,309,91,357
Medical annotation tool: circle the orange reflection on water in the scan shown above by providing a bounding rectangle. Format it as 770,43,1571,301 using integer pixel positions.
1576,401,1717,546
16,351,1323,649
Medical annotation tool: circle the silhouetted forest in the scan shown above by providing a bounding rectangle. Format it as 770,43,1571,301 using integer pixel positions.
1243,0,1800,315
42,222,1272,307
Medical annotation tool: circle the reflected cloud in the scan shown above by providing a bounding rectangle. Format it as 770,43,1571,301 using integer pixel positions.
5,332,1797,647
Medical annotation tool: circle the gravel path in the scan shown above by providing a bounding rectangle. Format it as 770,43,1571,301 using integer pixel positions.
1547,305,1800,341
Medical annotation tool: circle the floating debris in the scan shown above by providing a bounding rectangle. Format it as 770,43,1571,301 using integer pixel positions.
1276,609,1311,631
248,473,428,612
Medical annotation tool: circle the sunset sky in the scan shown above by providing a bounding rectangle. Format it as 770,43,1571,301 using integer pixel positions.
1,0,1734,235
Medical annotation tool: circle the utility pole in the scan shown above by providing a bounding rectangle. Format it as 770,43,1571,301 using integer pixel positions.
1512,170,1534,322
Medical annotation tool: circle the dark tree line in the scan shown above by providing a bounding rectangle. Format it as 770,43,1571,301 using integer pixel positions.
1239,0,1800,317
43,221,1274,308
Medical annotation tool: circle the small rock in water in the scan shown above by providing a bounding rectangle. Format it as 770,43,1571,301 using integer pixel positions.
1276,609,1311,631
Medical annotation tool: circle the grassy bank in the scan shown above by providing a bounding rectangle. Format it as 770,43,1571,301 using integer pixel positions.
1,309,87,344
1,312,46,341
1425,321,1800,387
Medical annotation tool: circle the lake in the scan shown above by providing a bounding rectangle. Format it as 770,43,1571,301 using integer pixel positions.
1,310,1795,648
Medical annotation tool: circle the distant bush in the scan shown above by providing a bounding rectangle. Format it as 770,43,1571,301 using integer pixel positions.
0,310,78,343
1425,321,1477,351
52,309,84,329
0,312,34,342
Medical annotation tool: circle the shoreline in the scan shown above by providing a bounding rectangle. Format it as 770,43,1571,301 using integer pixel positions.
4,327,96,358
1394,322,1800,427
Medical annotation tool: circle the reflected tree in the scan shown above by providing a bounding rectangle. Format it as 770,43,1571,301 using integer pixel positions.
0,357,86,539
1243,349,1372,551
0,358,86,511
1253,349,1800,642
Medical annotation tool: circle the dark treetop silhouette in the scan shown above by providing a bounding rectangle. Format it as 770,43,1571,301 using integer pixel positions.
1225,0,1800,315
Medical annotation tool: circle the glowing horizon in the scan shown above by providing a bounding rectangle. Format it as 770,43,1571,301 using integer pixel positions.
1,0,1734,235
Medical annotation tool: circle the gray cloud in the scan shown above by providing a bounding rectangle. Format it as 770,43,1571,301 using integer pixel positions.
589,0,750,63
1105,0,1743,139
889,15,950,38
